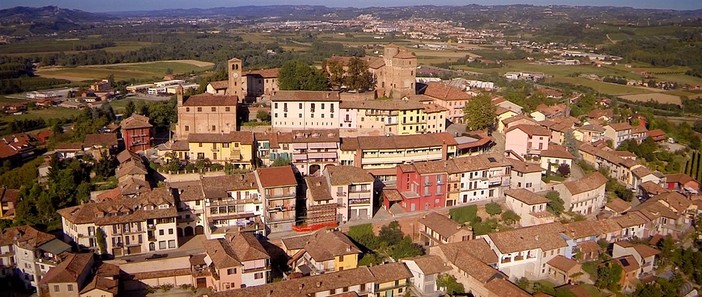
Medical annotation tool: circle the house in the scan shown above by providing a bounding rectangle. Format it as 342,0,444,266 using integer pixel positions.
573,124,605,143
39,253,121,297
604,122,633,148
665,173,699,194
507,159,544,192
499,114,537,134
395,162,449,213
271,91,341,130
422,82,470,123
186,132,255,168
632,191,692,238
604,198,632,216
418,212,473,246
504,124,551,158
175,86,238,140
613,255,640,292
546,255,582,285
242,68,279,100
339,133,457,182
401,255,451,296
201,173,264,237
540,144,575,173
304,176,338,227
647,129,667,142
482,222,572,280
495,106,518,133
202,233,271,291
323,166,375,222
286,229,361,275
288,129,340,176
206,80,229,95
554,172,608,216
504,189,554,227
339,99,435,135
639,181,669,201
0,226,72,291
120,114,153,152
255,166,298,233
0,187,19,218
168,181,207,239
58,188,179,257
612,241,660,276
0,134,36,163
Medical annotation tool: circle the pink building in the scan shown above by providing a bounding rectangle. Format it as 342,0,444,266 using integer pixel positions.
505,124,551,159
390,163,448,212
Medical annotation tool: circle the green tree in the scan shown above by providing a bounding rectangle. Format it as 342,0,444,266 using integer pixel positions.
124,100,136,117
501,210,521,225
485,202,503,216
256,110,271,122
379,221,404,246
564,131,580,158
271,157,291,167
325,60,345,90
344,57,374,92
437,274,465,295
546,191,565,215
448,204,478,224
595,262,622,291
463,93,496,131
389,236,423,259
96,227,107,255
278,60,328,91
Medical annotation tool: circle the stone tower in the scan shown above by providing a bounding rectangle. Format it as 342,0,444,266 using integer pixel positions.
176,84,184,106
227,58,242,99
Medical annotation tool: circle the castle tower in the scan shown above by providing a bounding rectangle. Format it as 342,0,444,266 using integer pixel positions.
227,58,242,99
176,84,184,107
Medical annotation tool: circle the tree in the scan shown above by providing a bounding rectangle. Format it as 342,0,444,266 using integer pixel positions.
344,57,374,92
256,110,271,122
463,93,496,131
546,191,565,215
595,262,622,291
501,210,521,225
564,131,580,158
390,236,423,259
124,100,136,117
448,205,478,224
557,163,571,177
485,202,503,216
96,227,107,255
271,157,291,167
278,60,328,91
325,60,345,90
379,221,404,246
437,274,465,295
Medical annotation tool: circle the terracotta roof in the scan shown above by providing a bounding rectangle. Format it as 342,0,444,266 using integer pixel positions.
292,230,361,262
502,114,537,125
577,124,605,132
607,122,632,131
208,80,229,90
205,233,270,270
382,188,403,202
169,180,203,202
393,49,416,59
57,188,177,225
541,145,575,159
255,166,297,188
631,125,648,134
340,99,424,111
587,109,614,119
281,234,312,251
605,198,631,213
403,255,451,275
579,240,602,254
40,253,93,285
83,133,118,147
0,225,58,249
79,274,119,295
369,262,413,283
506,124,551,137
201,173,258,198
419,212,468,239
613,212,647,228
340,132,457,151
183,93,238,106
488,222,567,254
647,129,666,139
305,176,333,202
120,114,152,129
423,103,449,113
271,91,341,102
507,159,542,173
505,189,548,205
562,172,607,195
631,166,653,178
484,278,531,297
116,149,141,164
423,82,470,101
116,159,148,179
547,255,580,273
325,166,374,185
187,131,254,144
0,187,19,204
245,68,279,78
291,129,339,143
614,255,640,272
654,191,691,214
666,173,696,185
367,57,385,69
614,241,661,259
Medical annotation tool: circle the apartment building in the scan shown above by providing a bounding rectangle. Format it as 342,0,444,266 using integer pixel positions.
604,122,633,148
395,162,449,212
323,166,375,222
185,132,255,169
554,172,607,216
39,253,120,297
339,132,457,182
58,188,179,257
505,189,554,227
482,223,573,281
175,86,238,140
454,154,511,204
304,176,338,227
285,229,361,275
418,212,473,246
201,173,264,238
401,255,451,296
422,82,470,123
255,166,298,233
504,124,551,158
169,181,206,238
0,226,71,291
289,129,340,176
507,159,544,193
339,99,428,135
202,233,271,292
271,91,341,130
120,114,153,152
573,124,605,143
254,131,293,167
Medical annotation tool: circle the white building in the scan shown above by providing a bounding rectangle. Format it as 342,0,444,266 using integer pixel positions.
271,91,341,130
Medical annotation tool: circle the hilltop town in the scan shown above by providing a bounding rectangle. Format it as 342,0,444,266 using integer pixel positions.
0,3,702,297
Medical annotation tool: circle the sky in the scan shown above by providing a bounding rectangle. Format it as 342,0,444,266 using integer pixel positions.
1,0,701,12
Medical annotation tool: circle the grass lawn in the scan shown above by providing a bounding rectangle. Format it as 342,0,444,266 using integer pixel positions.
581,260,601,281
36,60,214,82
109,98,151,113
2,107,81,122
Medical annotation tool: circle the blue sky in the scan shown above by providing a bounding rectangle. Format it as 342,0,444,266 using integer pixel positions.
2,0,701,12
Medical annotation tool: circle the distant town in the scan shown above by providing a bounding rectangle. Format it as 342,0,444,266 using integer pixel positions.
0,3,702,297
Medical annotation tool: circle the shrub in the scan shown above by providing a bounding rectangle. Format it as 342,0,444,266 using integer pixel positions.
449,205,478,224
485,202,503,216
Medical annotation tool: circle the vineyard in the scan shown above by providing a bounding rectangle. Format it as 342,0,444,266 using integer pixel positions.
684,150,702,182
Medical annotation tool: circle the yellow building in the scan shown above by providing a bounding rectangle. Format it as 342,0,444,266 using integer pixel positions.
398,107,426,135
284,229,361,275
186,131,255,169
369,262,413,297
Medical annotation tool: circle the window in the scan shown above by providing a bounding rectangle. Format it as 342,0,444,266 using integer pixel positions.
184,125,190,132
299,113,302,118
168,240,176,248
339,255,344,262
197,107,202,112
254,272,264,279
225,107,231,112
298,103,302,109
212,125,216,131
274,103,278,109
67,284,73,292
199,142,203,147
223,143,230,148
169,229,174,235
211,107,216,112
186,107,190,112
227,268,237,275
53,285,59,292
330,104,335,112
159,230,164,236
311,103,316,112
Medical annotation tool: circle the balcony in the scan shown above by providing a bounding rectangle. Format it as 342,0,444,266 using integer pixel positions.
349,198,371,205
243,263,271,273
147,224,156,230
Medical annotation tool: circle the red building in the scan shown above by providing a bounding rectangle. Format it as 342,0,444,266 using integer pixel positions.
389,162,448,212
120,114,153,152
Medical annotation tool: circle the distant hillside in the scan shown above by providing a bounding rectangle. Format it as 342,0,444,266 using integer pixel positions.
0,6,115,35
110,5,339,19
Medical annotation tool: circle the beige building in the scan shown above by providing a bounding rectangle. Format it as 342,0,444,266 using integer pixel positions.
242,68,279,100
422,82,471,123
418,212,473,246
554,172,608,216
504,189,554,227
370,45,417,98
58,188,180,257
271,91,341,130
284,229,361,275
203,233,271,292
201,173,265,238
323,166,375,222
175,86,238,140
255,166,298,233
39,253,120,297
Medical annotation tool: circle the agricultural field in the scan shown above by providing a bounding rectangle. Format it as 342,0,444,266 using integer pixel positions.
549,77,653,95
0,39,155,56
36,60,214,82
1,107,81,122
619,93,682,105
